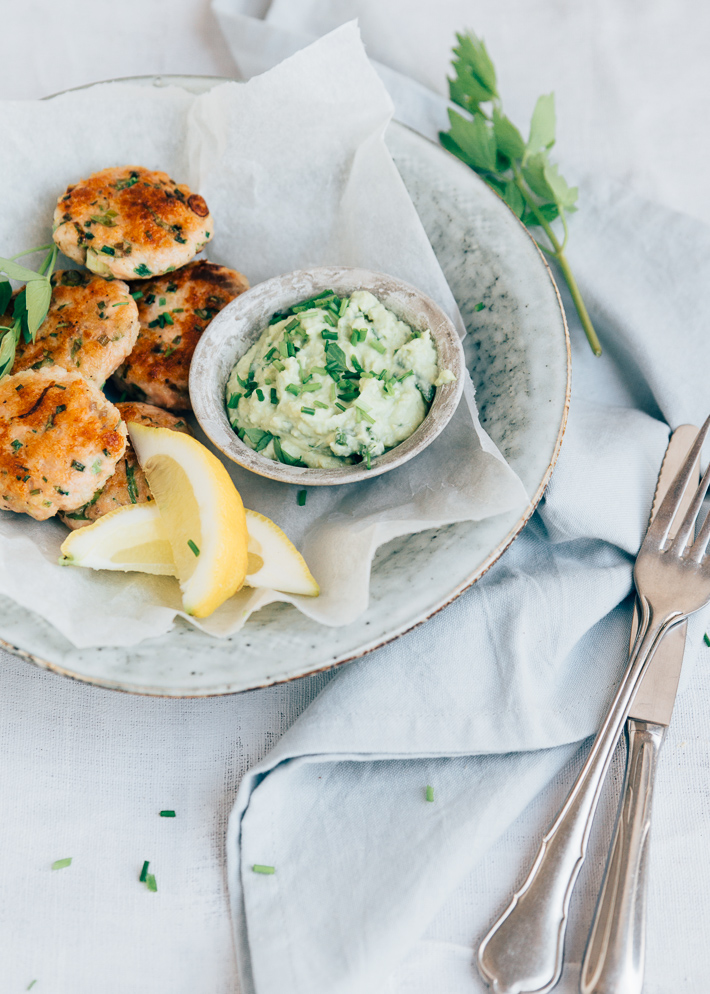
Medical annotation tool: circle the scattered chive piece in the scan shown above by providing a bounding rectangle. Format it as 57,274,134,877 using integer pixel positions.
370,338,386,354
71,460,85,472
321,330,339,341
270,388,278,405
145,873,158,892
273,360,285,372
335,402,346,412
365,451,372,470
301,382,321,393
100,246,115,256
159,810,176,818
285,384,300,396
130,290,143,301
426,785,434,802
256,388,265,402
253,864,275,875
51,858,72,870
313,400,329,409
11,439,22,451
227,394,241,409
139,860,150,883
112,301,130,307
301,407,315,416
297,490,307,506
355,406,375,425
311,366,327,375
704,633,710,647
27,982,37,991
398,370,414,382
187,539,200,557
475,301,486,312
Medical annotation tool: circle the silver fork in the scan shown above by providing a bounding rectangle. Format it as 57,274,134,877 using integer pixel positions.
477,414,710,994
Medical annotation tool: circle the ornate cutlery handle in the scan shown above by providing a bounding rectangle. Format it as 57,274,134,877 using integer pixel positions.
477,614,672,994
580,719,665,994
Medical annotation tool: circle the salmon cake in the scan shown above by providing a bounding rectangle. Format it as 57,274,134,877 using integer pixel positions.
1,270,139,386
53,166,213,282
112,261,248,410
0,367,126,521
59,402,191,530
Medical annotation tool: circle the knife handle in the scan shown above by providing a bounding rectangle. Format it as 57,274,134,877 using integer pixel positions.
580,719,665,994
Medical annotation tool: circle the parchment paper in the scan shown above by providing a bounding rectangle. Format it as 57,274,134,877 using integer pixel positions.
0,24,527,647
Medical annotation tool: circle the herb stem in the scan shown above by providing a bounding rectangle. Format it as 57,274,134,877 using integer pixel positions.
9,243,53,260
513,171,602,357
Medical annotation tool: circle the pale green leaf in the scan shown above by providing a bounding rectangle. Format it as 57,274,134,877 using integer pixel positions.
0,327,18,379
453,31,497,96
493,109,525,161
446,109,497,172
542,161,578,210
501,180,526,218
25,278,52,339
449,70,493,108
522,152,556,201
527,94,556,153
0,257,47,282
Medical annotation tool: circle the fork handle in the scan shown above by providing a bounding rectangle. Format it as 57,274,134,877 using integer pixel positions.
477,615,671,994
580,719,665,994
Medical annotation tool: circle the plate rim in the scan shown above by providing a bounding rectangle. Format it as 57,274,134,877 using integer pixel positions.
0,74,571,696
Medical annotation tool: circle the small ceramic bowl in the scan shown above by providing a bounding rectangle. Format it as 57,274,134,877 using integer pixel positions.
189,266,465,485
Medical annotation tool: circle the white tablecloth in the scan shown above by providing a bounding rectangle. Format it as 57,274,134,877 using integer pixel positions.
2,2,710,992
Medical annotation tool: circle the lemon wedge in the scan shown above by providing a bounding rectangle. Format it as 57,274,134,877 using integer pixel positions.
244,509,319,596
60,503,319,598
127,422,248,617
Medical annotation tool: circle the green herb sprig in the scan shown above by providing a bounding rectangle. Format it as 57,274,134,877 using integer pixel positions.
0,244,58,379
440,32,601,356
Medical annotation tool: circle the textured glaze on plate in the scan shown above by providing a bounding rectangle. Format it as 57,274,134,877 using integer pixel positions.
0,75,570,696
190,267,464,485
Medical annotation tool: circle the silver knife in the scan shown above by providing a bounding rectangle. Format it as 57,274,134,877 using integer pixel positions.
580,424,700,994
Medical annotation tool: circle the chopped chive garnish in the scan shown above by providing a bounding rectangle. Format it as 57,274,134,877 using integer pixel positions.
126,463,139,504
321,330,339,341
330,383,337,401
284,317,299,332
145,873,158,892
273,360,285,372
335,402,346,412
365,452,372,470
71,460,85,472
285,384,300,396
187,539,200,557
11,439,22,451
134,264,152,277
301,407,315,416
227,394,241,409
355,406,375,424
297,490,307,506
398,370,414,381
301,382,321,393
475,301,486,312
100,246,115,256
256,388,265,402
278,340,289,358
370,338,386,354
311,366,327,375
51,858,72,870
27,982,37,990
252,864,275,875
112,301,130,307
162,312,174,325
159,297,166,306
350,328,366,344
426,785,434,802
313,400,329,409
268,388,278,406
139,860,150,883
704,633,710,647
159,810,176,818
130,290,143,300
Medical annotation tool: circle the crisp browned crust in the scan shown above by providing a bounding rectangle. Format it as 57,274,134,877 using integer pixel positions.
52,166,213,281
0,368,126,521
0,271,139,385
112,261,249,410
59,402,191,530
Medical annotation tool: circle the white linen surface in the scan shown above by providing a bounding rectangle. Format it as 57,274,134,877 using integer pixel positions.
2,2,710,994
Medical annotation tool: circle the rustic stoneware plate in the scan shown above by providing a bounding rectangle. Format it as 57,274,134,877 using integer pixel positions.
190,266,465,485
0,75,570,696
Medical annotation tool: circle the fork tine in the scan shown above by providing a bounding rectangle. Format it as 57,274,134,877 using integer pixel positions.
670,458,710,555
688,480,710,562
646,414,710,548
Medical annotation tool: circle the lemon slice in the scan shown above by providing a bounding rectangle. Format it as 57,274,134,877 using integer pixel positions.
127,422,248,617
60,503,319,597
244,509,319,596
60,502,176,575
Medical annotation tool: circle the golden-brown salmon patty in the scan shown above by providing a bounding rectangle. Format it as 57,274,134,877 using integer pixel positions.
1,271,139,385
0,367,126,521
112,261,248,410
59,402,191,530
53,166,213,281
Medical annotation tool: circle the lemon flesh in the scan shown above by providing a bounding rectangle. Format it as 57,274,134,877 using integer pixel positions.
127,423,248,618
60,503,319,598
60,502,176,575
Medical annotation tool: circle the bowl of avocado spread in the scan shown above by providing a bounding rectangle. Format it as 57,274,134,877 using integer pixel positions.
189,267,464,485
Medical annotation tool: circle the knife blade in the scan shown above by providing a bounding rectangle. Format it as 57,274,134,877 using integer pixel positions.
629,423,699,723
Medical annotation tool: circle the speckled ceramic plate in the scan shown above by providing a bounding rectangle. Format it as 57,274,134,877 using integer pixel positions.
0,75,570,696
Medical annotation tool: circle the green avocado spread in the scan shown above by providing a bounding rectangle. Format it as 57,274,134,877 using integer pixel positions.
225,289,455,470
